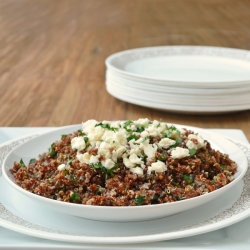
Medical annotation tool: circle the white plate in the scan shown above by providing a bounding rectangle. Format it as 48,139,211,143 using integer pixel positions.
1,126,250,244
106,46,250,85
2,124,247,222
107,78,250,105
106,84,250,113
106,69,250,95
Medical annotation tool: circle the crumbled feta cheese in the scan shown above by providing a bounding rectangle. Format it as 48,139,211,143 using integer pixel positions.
116,146,127,158
186,140,196,150
158,138,176,148
88,126,105,143
71,137,86,151
186,134,206,149
140,130,150,138
103,158,116,170
89,155,100,164
142,142,157,160
171,147,190,159
77,152,90,164
147,161,167,174
98,141,110,156
130,167,143,175
82,119,98,134
171,130,181,140
129,154,144,165
123,157,135,168
136,118,150,126
57,164,66,171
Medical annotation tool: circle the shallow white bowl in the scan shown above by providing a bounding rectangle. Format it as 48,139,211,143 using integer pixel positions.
2,124,248,222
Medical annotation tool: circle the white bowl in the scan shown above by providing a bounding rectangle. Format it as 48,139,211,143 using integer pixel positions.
2,124,248,222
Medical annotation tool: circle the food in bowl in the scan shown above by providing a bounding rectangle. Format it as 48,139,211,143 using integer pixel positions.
10,119,237,207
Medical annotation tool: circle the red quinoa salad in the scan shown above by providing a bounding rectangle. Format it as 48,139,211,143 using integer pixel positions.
10,119,238,206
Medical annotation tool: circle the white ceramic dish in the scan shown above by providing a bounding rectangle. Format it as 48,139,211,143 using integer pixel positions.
0,130,250,244
106,69,250,95
106,84,250,113
107,78,250,105
106,46,250,86
2,124,248,223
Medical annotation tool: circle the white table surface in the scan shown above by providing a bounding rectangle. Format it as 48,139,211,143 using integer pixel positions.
0,127,250,249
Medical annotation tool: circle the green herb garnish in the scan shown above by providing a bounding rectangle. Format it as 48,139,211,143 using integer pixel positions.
78,129,84,135
70,192,80,203
67,158,73,165
91,162,119,178
95,122,118,131
48,143,57,157
135,195,145,206
107,164,119,178
170,138,182,148
70,174,76,183
136,124,144,133
20,158,26,168
29,158,36,164
183,174,194,183
189,148,197,157
127,134,139,141
151,194,159,203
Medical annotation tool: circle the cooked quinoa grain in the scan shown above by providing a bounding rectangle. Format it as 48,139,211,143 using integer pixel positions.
10,119,238,206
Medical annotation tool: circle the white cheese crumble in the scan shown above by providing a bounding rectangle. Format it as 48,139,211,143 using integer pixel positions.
186,134,206,150
171,147,190,159
103,158,116,170
130,167,144,175
142,142,157,160
57,164,66,171
77,152,90,164
57,164,70,171
147,161,167,174
71,137,86,151
158,138,176,148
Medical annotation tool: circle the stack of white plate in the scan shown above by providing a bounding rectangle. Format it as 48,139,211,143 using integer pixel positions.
105,46,250,114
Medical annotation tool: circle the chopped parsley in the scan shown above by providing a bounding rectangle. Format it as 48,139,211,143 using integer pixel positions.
189,148,197,157
48,143,57,157
136,124,144,133
183,174,194,184
91,162,119,178
170,138,182,148
70,192,80,203
127,134,139,141
78,129,84,135
135,195,145,206
29,158,36,164
95,122,118,131
67,158,74,165
19,158,26,168
83,136,89,143
123,120,134,132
